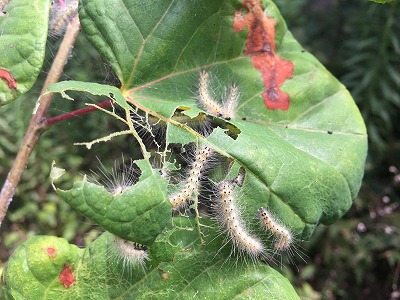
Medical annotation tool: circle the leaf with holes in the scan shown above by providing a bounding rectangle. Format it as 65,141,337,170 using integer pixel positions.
78,0,367,238
24,0,368,297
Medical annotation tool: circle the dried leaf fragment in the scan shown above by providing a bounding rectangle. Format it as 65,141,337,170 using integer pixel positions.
233,0,294,110
0,68,17,89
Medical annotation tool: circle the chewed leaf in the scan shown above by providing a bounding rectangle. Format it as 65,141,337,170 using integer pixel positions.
55,159,172,245
0,0,49,105
50,161,66,186
2,219,300,299
44,81,130,110
2,0,368,298
78,0,366,240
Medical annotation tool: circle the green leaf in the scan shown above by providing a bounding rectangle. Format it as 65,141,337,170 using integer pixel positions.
55,159,171,246
44,81,130,110
1,235,81,299
29,0,368,297
78,0,367,239
0,0,49,105
2,219,300,299
368,0,395,4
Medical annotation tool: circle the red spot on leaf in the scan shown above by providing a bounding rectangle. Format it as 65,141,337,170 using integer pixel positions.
0,68,17,90
59,265,75,288
45,247,57,258
233,0,294,110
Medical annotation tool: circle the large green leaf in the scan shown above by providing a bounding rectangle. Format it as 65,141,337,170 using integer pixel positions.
78,0,367,239
0,0,49,105
1,219,299,299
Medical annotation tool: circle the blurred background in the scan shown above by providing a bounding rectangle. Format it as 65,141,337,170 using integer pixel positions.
1,0,399,299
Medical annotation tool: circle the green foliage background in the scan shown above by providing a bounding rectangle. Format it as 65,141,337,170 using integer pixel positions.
0,0,399,299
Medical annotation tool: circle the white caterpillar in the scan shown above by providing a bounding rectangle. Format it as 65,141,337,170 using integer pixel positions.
49,0,78,37
198,71,223,117
113,236,149,272
89,156,140,196
258,207,307,268
0,0,11,12
169,145,212,209
258,207,293,253
197,71,239,120
215,180,265,260
221,84,239,120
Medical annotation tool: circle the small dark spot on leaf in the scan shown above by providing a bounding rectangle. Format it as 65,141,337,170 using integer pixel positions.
241,117,247,120
327,131,333,134
109,92,115,99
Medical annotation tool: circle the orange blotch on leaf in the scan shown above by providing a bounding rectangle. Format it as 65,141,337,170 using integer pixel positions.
59,265,75,288
0,68,17,89
233,0,294,110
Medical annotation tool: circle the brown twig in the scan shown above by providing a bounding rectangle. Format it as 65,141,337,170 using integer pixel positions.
0,17,81,227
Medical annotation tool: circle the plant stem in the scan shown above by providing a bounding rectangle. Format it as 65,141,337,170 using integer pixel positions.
0,16,81,227
44,99,112,126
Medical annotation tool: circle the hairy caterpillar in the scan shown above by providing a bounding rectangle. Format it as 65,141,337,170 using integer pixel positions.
258,207,293,252
197,71,224,118
0,0,11,12
89,156,140,196
169,145,212,209
258,207,306,266
214,180,265,261
197,71,239,120
113,236,149,272
221,84,239,120
49,0,78,37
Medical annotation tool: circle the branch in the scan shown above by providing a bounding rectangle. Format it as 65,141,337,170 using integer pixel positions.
44,99,113,127
0,17,81,227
